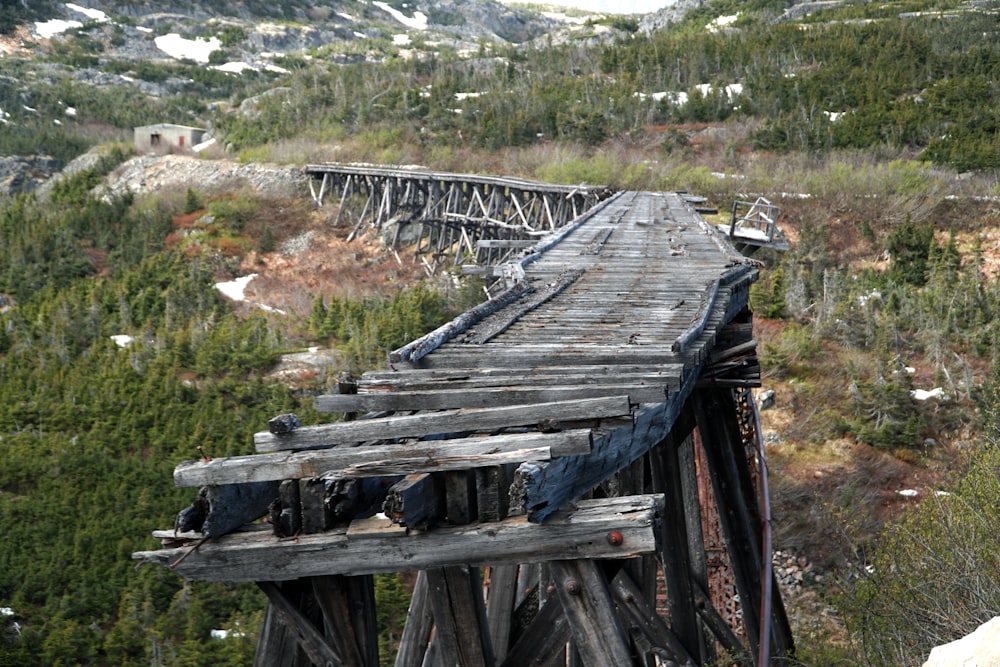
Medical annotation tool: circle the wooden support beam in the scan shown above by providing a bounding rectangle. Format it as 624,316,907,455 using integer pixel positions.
609,569,697,666
500,597,571,667
649,434,700,659
254,602,306,667
549,560,632,667
176,429,593,488
693,389,764,658
257,581,343,667
509,367,696,522
314,384,666,412
261,396,629,451
311,575,379,667
136,495,663,581
426,566,496,667
395,572,433,667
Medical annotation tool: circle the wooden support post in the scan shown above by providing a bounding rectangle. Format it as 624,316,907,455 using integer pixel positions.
254,601,306,667
475,466,509,523
484,565,518,663
300,478,333,534
693,389,763,658
311,575,379,667
609,569,697,666
549,560,632,667
258,581,343,667
500,596,570,667
649,432,701,660
278,479,302,538
426,566,495,667
395,572,433,667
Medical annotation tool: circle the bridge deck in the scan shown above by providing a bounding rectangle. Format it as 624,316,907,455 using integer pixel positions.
136,190,758,577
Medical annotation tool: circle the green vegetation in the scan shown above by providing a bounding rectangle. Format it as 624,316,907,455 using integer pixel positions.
0,157,468,664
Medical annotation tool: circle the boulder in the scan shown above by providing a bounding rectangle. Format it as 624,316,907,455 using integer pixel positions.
922,616,1000,667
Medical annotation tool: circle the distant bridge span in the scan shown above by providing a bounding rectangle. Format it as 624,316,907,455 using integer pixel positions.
305,163,614,276
136,178,794,665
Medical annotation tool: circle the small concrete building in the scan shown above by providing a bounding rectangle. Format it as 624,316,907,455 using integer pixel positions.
134,123,207,153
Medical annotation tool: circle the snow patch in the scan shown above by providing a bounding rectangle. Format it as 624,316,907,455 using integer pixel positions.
65,106,77,116
393,33,411,46
110,335,134,348
895,489,919,498
33,19,82,39
0,607,13,617
373,1,428,30
154,33,222,63
211,61,255,73
707,13,740,32
911,387,946,401
215,274,257,301
65,3,109,22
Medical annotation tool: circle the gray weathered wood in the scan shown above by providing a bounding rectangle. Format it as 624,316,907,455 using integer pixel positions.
426,566,495,667
135,495,663,581
260,396,629,451
176,430,593,487
313,384,666,412
650,433,700,659
311,575,375,667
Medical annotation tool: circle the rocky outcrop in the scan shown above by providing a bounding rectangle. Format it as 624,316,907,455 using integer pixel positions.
0,155,60,196
102,154,308,199
922,616,1000,667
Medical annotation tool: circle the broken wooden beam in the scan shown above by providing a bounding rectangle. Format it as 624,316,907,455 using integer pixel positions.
134,495,663,581
175,429,593,487
260,396,629,452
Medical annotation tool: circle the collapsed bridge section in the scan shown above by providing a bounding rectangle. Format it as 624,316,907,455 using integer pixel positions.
135,190,793,666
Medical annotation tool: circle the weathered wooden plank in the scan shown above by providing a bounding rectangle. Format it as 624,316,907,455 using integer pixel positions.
313,384,666,411
389,282,532,363
176,430,593,487
549,560,632,667
134,495,663,581
358,364,685,385
262,396,629,451
476,239,537,248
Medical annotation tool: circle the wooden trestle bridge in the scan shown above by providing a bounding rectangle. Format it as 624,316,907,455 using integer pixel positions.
135,168,794,666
